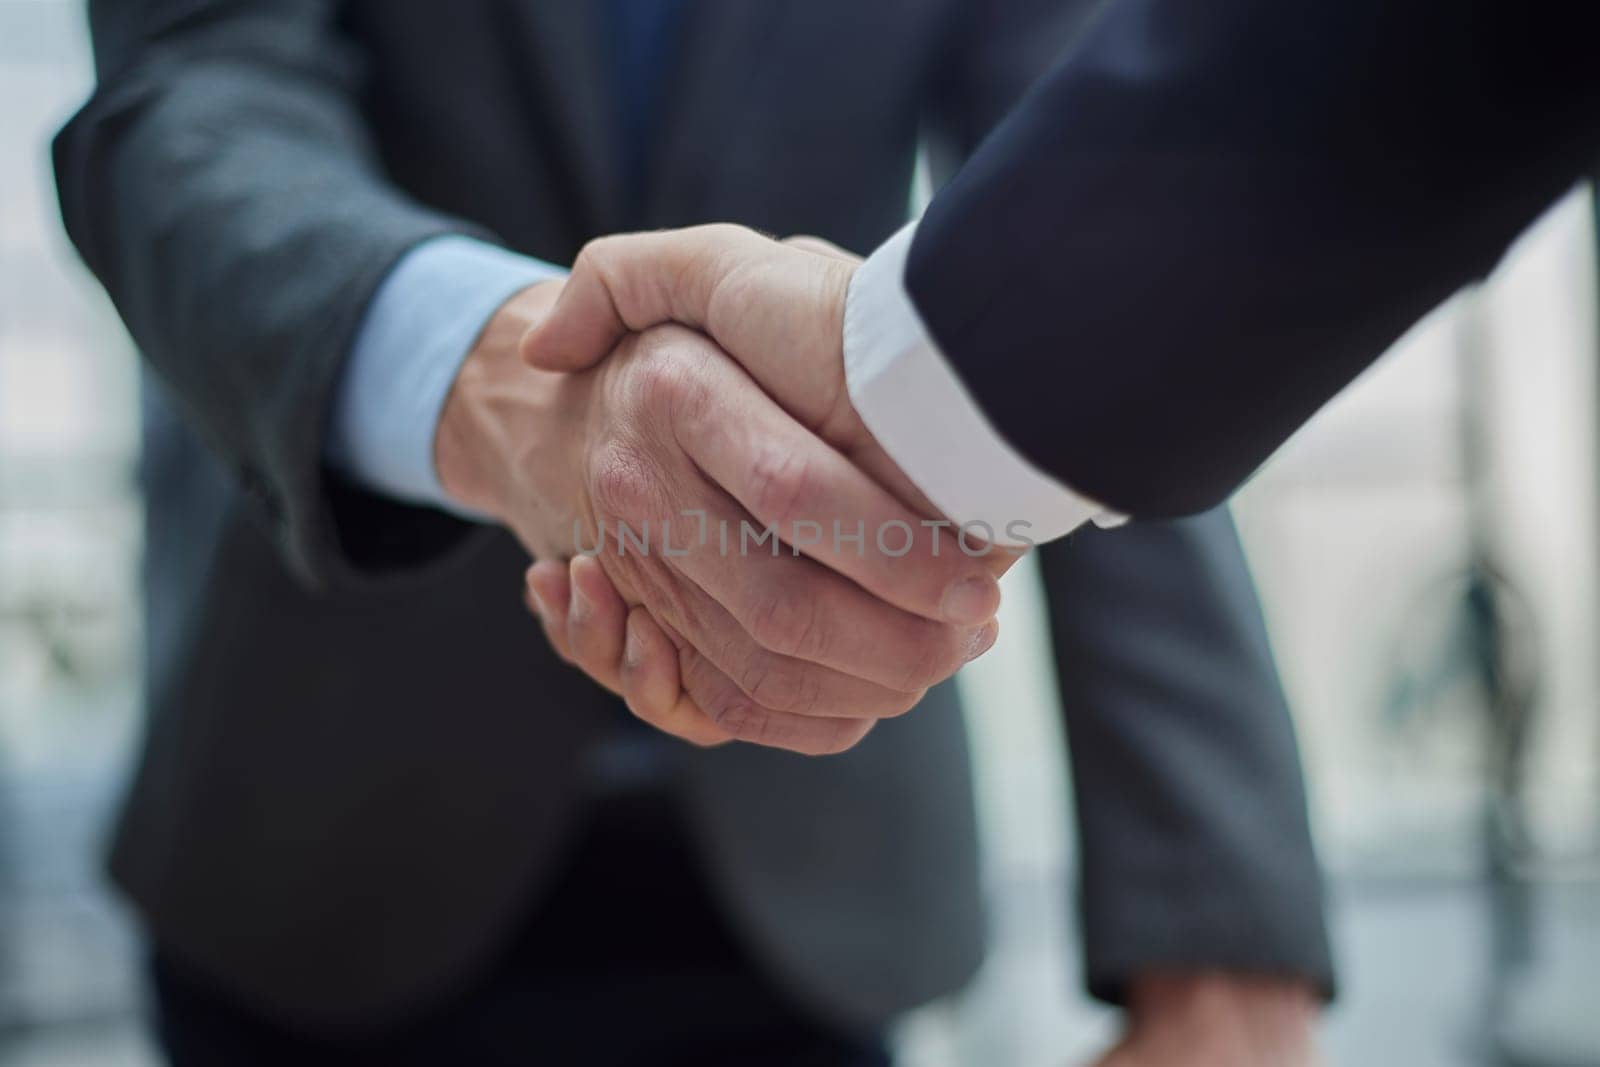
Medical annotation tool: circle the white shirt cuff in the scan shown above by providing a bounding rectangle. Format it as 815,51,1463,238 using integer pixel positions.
327,236,565,517
841,221,1124,547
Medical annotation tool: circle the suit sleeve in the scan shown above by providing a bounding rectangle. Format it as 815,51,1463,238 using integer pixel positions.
53,0,491,588
1038,512,1335,1004
923,0,1109,174
930,2,1333,1002
909,0,1600,517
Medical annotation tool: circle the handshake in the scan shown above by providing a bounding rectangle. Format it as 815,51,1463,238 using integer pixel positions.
436,226,1018,754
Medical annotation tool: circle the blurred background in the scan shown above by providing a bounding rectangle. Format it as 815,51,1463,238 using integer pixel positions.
2,2,1597,1064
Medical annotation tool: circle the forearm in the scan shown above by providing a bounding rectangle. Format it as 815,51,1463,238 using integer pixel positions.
905,0,1600,516
1039,512,1332,1003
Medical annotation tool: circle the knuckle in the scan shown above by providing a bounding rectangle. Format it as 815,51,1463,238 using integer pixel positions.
694,223,756,267
737,653,821,716
735,654,787,709
681,649,768,742
571,236,604,273
698,682,813,752
575,234,663,335
747,584,824,660
589,445,659,520
627,339,711,425
746,445,815,525
897,625,965,691
573,235,624,287
702,222,750,243
705,692,766,742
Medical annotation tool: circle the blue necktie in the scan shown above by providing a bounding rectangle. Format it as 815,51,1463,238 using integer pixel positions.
607,0,686,219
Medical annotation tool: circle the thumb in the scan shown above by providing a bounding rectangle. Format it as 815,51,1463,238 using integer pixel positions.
519,224,767,372
517,266,621,373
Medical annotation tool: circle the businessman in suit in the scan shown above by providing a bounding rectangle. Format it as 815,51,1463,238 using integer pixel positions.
55,1,1331,1063
522,0,1600,732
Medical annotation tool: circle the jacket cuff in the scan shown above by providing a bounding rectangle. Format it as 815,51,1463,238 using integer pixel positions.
1077,855,1337,1006
327,236,565,515
843,221,1123,546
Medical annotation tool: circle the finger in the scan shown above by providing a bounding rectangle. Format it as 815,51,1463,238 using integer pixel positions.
525,561,576,665
675,642,877,756
578,402,989,695
559,538,894,746
668,348,1003,626
672,585,934,719
630,468,987,695
600,557,897,748
562,560,734,747
566,553,628,689
619,608,731,747
613,530,948,714
584,567,877,754
782,234,857,261
520,224,775,373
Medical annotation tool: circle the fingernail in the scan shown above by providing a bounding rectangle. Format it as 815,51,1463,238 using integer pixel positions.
569,584,590,622
942,576,999,625
965,621,999,662
526,584,548,618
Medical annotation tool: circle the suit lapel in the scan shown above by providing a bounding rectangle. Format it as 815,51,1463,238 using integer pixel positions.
506,2,625,236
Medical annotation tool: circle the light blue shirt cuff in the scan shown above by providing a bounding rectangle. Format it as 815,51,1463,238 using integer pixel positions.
326,236,566,516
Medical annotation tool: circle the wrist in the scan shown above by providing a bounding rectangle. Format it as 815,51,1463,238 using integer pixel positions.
435,279,571,520
1126,972,1320,1060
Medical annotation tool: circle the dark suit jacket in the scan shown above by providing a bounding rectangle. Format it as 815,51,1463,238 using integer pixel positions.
54,0,1332,1033
907,0,1600,517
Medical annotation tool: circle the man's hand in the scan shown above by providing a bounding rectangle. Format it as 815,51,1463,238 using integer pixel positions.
1091,974,1323,1067
520,226,945,515
436,280,1003,754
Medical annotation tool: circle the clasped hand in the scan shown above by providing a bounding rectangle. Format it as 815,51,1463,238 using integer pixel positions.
437,229,1015,753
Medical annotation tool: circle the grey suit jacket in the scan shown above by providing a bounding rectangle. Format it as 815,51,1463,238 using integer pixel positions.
54,0,1333,1034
